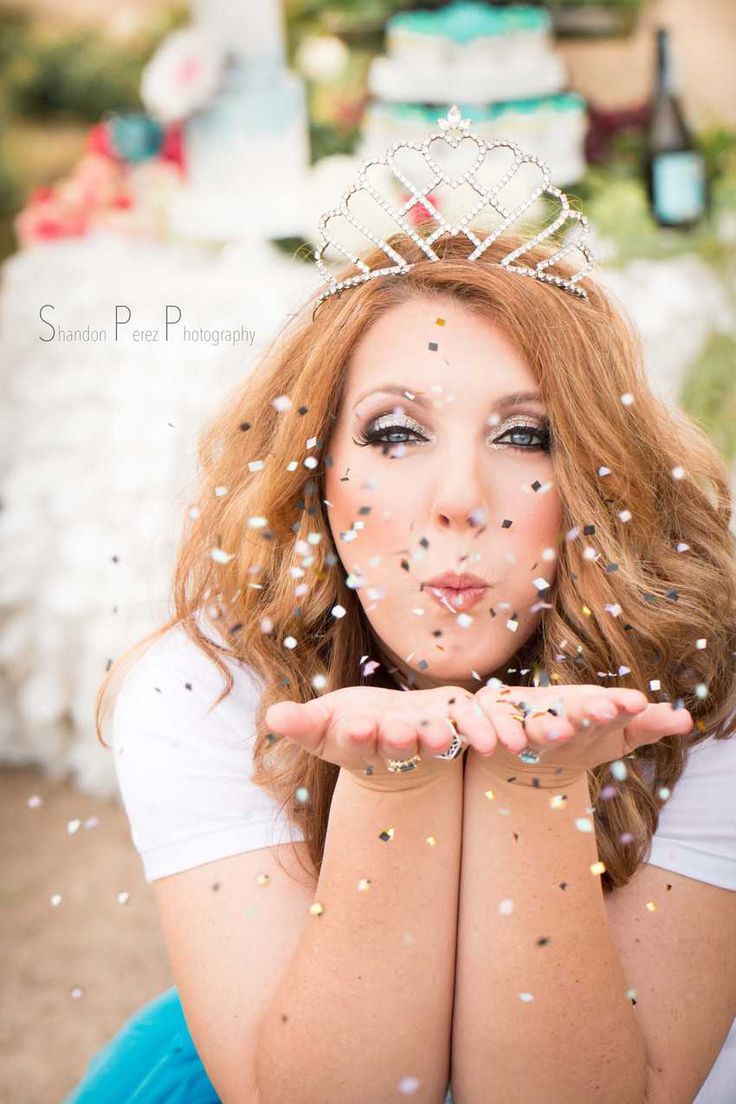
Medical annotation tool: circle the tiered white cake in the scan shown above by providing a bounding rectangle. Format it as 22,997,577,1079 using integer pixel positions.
360,1,588,188
171,0,310,241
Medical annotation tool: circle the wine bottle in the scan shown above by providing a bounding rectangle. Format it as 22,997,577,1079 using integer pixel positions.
645,27,708,229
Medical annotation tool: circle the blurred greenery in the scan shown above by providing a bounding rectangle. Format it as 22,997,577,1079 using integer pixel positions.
680,333,736,464
0,5,188,123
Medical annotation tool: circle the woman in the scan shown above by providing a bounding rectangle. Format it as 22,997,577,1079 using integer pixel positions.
65,112,736,1103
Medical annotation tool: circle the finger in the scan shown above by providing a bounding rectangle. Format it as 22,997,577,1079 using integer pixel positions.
484,699,528,754
451,697,498,755
264,699,332,751
378,714,420,761
621,702,694,749
333,713,379,759
416,713,462,754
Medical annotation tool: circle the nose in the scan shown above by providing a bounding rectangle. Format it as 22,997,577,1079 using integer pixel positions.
431,452,490,532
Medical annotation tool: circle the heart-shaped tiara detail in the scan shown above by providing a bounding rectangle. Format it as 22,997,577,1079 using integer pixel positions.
313,104,595,306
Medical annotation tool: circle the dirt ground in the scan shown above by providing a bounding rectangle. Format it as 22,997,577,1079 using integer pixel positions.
1,766,173,1104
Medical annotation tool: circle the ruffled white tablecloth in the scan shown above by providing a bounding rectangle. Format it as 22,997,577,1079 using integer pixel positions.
0,232,733,796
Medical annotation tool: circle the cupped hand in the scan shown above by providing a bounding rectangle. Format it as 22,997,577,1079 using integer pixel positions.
471,683,695,785
264,684,511,791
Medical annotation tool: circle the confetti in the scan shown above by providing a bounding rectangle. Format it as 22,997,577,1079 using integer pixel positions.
248,460,264,472
309,902,324,916
435,317,446,326
117,891,130,905
50,894,63,907
506,617,519,632
283,636,297,649
398,1075,421,1094
590,861,606,876
696,638,707,649
518,992,535,1003
358,878,372,892
671,465,685,479
272,395,292,412
211,548,235,564
70,987,84,1000
598,466,611,477
532,577,550,591
499,899,514,916
331,604,347,619
214,485,228,497
27,795,43,808
67,819,81,835
425,836,438,847
428,341,439,351
575,817,594,833
621,392,634,406
618,509,632,522
256,873,270,887
378,827,395,842
295,786,310,803
611,761,629,781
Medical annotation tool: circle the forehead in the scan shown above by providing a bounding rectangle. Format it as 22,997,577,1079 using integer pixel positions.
344,296,537,402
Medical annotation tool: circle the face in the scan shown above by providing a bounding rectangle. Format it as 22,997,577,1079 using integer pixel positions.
324,295,563,692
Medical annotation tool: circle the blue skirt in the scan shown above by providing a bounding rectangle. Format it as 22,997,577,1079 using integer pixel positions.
63,986,455,1103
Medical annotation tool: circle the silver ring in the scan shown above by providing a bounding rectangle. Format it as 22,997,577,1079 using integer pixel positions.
432,719,466,761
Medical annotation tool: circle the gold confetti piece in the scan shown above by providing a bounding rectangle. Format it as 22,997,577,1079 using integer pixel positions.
484,788,497,801
357,878,372,892
582,605,592,616
256,873,270,887
646,901,657,912
590,861,606,876
549,794,568,810
425,835,438,846
435,317,446,326
309,902,324,916
378,827,395,842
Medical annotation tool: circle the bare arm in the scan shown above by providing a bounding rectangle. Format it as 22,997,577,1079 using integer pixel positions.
450,753,647,1104
255,761,464,1104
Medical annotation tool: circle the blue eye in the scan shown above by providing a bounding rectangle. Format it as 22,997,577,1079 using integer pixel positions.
353,416,551,454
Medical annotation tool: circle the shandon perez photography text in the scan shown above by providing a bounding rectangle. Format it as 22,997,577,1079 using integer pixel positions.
37,304,257,346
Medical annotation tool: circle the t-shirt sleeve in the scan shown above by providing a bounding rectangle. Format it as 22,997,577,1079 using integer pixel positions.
644,732,736,891
112,623,305,882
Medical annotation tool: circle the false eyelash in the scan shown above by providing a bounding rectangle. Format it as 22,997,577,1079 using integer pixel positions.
353,415,552,453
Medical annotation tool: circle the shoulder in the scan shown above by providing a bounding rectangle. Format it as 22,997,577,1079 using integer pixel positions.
112,620,265,752
645,730,736,891
112,620,304,882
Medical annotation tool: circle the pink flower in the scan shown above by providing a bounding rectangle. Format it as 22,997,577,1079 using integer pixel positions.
14,192,89,246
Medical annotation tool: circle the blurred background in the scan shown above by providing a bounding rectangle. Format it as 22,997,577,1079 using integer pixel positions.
0,1,734,1100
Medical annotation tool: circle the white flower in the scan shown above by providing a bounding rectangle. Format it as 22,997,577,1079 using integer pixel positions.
140,27,226,124
295,35,349,82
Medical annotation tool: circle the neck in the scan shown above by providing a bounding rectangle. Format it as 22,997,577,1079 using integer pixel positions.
372,637,526,694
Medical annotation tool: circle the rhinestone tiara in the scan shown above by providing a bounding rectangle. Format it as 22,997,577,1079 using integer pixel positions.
313,104,595,307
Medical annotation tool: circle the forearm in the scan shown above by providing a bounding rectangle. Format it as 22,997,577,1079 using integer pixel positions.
451,754,648,1104
256,763,463,1104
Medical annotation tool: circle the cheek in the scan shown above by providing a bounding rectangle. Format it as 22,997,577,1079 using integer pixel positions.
325,436,414,543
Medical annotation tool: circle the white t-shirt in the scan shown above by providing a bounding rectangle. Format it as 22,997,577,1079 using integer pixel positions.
112,622,735,1102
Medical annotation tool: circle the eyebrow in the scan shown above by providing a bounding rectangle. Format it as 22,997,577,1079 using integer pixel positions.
352,384,545,410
